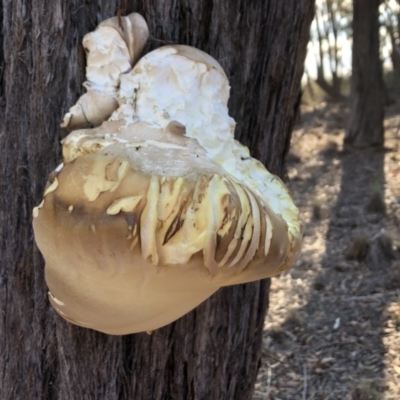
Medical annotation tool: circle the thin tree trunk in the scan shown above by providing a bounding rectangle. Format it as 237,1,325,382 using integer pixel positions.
346,0,385,147
314,7,344,102
0,1,314,399
387,23,400,79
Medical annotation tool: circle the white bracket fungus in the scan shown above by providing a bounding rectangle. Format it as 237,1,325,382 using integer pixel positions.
61,13,149,129
32,13,302,335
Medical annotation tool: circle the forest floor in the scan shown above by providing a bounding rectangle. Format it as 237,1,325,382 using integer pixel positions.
253,101,400,400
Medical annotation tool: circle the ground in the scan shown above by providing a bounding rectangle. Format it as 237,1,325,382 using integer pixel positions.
253,101,400,400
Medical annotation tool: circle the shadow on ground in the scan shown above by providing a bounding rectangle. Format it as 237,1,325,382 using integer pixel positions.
254,102,400,400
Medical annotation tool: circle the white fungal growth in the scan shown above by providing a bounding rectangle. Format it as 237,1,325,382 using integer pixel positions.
111,45,301,242
106,196,142,215
61,13,149,130
32,200,44,218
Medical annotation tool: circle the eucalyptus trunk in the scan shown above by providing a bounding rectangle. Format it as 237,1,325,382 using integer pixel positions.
346,0,385,147
0,1,313,398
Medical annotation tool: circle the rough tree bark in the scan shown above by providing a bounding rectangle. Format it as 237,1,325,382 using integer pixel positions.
0,1,313,399
346,0,385,147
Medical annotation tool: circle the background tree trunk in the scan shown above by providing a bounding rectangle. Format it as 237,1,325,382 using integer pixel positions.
0,1,313,399
386,23,400,79
314,3,345,102
346,0,385,147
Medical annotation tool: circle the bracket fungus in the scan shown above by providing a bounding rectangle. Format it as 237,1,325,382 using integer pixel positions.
33,13,302,335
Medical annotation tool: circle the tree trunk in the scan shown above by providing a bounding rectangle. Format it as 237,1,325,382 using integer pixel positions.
0,1,313,399
314,3,345,102
387,23,400,79
346,0,385,147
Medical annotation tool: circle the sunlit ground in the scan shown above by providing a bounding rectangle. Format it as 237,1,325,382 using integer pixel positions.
253,100,400,400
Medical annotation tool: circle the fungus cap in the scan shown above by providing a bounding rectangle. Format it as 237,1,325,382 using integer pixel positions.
32,13,302,335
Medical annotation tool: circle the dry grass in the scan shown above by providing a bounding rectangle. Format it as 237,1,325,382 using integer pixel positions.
366,182,386,214
311,198,322,221
345,379,384,400
345,231,370,261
